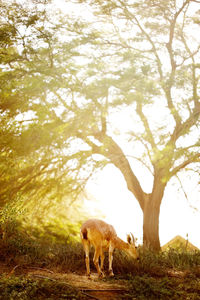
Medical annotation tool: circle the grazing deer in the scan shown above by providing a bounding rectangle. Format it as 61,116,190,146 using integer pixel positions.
80,219,139,278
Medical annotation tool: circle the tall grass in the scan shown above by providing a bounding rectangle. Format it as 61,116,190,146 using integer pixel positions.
0,218,85,273
1,217,200,275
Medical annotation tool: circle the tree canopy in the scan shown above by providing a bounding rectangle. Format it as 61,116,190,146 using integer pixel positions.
0,0,200,249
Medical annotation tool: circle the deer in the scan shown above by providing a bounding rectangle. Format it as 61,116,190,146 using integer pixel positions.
80,219,139,278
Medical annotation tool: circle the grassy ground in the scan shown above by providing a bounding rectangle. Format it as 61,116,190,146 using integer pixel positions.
0,275,88,300
0,221,200,299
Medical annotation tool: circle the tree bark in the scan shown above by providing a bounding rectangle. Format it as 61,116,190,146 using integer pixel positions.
143,176,166,251
143,199,161,251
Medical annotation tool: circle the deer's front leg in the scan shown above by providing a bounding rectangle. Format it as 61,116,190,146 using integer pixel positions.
100,251,105,271
108,244,114,277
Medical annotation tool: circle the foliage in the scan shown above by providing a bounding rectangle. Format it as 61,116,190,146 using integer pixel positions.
0,191,89,241
0,0,94,207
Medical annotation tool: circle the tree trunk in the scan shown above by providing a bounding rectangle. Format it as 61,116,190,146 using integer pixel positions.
97,134,167,251
143,178,166,251
143,199,161,251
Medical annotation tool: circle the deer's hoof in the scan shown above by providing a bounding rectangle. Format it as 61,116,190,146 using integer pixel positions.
87,273,91,280
109,270,114,277
99,272,105,279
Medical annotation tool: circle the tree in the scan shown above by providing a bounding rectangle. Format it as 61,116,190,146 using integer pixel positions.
0,0,199,250
0,0,90,207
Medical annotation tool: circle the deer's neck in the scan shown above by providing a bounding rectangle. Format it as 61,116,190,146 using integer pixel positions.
113,236,128,250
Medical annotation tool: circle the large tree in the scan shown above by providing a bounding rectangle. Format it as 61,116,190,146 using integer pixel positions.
0,0,200,250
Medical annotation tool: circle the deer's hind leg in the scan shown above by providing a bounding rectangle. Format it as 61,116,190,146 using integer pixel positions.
93,244,105,278
82,239,91,278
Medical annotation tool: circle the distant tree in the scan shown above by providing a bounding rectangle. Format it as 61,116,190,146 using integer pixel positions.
0,0,199,250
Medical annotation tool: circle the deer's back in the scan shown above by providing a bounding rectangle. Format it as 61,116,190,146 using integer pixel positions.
81,219,117,245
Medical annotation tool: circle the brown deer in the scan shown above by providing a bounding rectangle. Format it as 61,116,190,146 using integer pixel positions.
80,219,139,278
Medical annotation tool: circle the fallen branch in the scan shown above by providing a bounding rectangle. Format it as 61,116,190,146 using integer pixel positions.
7,265,21,276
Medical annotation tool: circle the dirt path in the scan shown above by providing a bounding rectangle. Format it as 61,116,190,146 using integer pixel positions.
27,269,129,300
0,263,130,299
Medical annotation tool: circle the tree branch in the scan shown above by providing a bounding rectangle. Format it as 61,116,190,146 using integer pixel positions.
170,152,200,177
128,132,153,165
132,19,163,81
179,32,199,109
164,1,190,127
170,107,200,145
136,102,157,151
126,155,153,176
95,133,147,210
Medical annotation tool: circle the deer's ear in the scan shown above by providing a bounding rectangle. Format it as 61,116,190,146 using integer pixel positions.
130,233,135,245
127,234,131,244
